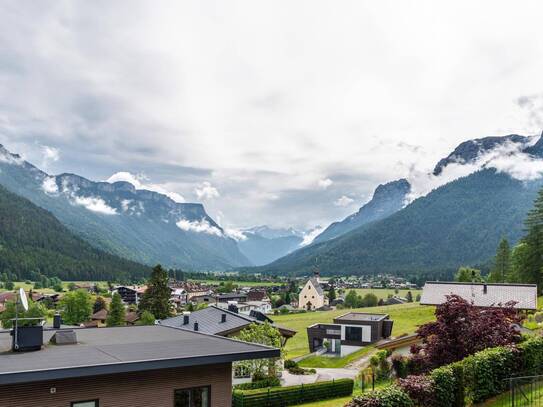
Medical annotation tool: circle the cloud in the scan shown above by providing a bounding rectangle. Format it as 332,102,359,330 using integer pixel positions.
334,195,355,207
3,2,543,230
300,226,325,246
41,176,59,194
224,228,247,241
318,178,333,189
406,138,543,201
72,195,118,215
41,145,59,168
176,218,223,236
195,182,220,200
106,171,185,203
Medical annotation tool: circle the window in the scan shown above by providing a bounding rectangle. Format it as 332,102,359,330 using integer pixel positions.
71,401,98,407
175,386,210,407
345,326,362,342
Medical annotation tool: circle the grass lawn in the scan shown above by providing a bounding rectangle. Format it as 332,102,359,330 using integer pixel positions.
273,302,435,359
297,380,393,407
353,288,422,300
298,346,375,368
188,279,281,287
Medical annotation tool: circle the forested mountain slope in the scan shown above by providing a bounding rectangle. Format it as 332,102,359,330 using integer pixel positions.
0,185,150,281
256,169,541,277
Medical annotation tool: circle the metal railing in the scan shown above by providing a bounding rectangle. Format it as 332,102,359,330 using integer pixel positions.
492,374,543,406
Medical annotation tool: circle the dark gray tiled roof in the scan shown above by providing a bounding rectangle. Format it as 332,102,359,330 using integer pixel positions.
160,305,295,337
420,282,538,310
160,305,261,335
309,278,324,296
0,325,278,385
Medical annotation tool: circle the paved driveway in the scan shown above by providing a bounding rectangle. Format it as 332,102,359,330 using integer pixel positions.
281,367,358,387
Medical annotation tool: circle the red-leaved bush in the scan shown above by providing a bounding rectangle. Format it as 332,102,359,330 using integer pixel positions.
398,375,435,406
411,294,522,371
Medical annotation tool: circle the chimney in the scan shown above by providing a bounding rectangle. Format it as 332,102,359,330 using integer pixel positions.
193,321,199,331
228,304,239,314
221,313,226,323
483,284,488,294
183,314,189,325
53,313,62,329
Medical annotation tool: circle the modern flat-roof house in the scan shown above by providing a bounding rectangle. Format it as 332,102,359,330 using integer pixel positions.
0,325,278,407
307,312,393,357
160,305,296,346
420,282,538,310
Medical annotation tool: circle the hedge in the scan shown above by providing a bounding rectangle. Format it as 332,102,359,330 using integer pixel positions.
233,377,281,390
232,378,354,407
462,346,517,404
344,336,543,407
345,385,413,407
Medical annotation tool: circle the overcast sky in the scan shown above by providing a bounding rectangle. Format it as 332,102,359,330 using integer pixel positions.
1,1,543,231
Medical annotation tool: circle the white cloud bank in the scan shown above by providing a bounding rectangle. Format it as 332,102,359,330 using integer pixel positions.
318,178,333,189
41,176,59,194
107,172,185,203
300,226,325,246
406,139,543,202
72,195,118,215
176,218,222,236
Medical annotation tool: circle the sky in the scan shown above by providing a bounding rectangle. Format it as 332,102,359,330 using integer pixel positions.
1,1,543,231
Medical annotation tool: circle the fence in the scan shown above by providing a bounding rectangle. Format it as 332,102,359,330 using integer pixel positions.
232,378,354,407
491,374,543,406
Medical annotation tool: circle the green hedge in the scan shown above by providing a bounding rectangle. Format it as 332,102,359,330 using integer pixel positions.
233,377,281,390
462,346,516,404
517,335,543,373
232,378,354,407
345,385,414,407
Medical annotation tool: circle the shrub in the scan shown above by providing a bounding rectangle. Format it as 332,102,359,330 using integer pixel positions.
518,335,543,374
462,346,517,404
233,377,281,390
232,378,353,407
534,312,543,323
398,375,435,406
391,354,409,379
288,366,316,375
346,385,414,407
429,364,463,407
284,359,297,369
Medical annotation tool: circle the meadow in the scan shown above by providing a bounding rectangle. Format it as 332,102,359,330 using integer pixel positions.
352,288,422,300
273,302,436,359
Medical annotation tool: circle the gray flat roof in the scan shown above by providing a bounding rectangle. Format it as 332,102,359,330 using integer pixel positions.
0,325,279,385
420,282,538,310
335,312,389,322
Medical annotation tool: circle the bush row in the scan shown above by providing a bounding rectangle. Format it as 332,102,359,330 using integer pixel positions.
233,377,281,390
347,335,543,407
232,378,354,407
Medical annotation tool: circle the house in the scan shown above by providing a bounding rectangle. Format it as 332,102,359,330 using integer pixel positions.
307,312,393,357
160,305,296,347
298,272,327,310
420,282,538,310
215,300,272,316
386,296,407,305
247,289,268,302
0,325,278,407
113,285,147,305
90,309,141,326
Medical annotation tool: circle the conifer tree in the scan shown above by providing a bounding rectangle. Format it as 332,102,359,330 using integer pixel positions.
518,188,543,287
106,293,125,327
138,264,172,319
488,238,511,283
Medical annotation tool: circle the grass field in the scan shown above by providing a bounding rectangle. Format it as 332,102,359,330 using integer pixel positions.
353,288,422,300
189,279,281,287
298,346,375,368
0,281,109,294
273,302,435,359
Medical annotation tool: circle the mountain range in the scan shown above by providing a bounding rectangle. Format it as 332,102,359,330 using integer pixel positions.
0,145,251,271
252,133,543,278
